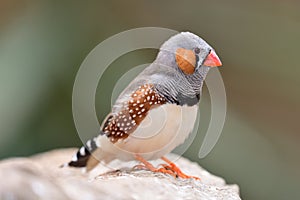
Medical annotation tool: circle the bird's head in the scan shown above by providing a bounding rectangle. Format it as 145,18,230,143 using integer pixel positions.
149,32,222,105
156,32,222,75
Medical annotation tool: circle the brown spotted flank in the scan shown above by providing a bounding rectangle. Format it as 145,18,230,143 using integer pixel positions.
103,84,166,143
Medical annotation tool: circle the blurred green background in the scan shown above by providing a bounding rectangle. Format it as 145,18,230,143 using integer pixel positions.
0,0,299,199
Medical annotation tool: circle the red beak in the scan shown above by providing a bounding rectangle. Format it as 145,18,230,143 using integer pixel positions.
203,50,222,67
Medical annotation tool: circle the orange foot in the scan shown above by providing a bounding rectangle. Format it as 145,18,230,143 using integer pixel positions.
134,155,200,180
161,156,200,180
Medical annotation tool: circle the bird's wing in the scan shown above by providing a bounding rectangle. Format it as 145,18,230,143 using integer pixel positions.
101,83,166,143
68,68,168,168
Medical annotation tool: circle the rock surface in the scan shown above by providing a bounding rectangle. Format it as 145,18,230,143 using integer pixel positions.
0,149,241,200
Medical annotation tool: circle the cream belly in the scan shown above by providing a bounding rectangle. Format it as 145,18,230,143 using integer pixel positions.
98,104,198,162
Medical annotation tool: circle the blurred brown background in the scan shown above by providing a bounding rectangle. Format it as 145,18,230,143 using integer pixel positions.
0,0,299,199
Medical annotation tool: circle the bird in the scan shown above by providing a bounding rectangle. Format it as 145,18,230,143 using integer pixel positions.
66,32,222,179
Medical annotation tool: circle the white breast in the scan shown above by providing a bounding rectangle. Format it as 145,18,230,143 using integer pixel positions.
98,104,198,162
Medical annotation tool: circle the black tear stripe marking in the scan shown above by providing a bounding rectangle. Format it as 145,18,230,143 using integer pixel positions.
196,55,200,67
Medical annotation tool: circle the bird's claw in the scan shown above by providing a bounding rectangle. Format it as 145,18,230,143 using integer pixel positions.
155,165,177,178
132,164,148,170
134,155,200,180
158,162,200,180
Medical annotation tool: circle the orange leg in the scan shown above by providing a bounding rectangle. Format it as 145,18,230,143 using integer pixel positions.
161,156,200,180
134,155,176,178
134,155,200,180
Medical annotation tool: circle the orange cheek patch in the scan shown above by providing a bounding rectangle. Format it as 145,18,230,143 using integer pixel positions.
175,48,196,75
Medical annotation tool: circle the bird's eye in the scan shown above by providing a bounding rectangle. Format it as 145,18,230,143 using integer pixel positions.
194,47,200,54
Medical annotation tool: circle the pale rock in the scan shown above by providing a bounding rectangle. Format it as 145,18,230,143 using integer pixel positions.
0,149,241,200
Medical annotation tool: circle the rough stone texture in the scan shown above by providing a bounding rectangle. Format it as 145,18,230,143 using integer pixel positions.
0,149,241,200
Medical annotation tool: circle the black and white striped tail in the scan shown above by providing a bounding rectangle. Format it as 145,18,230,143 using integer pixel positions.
68,137,98,167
